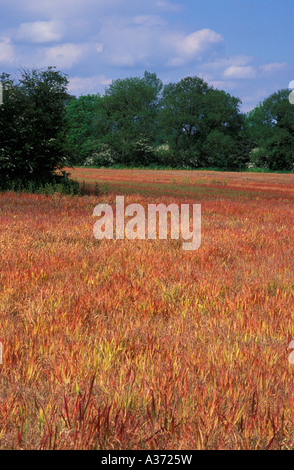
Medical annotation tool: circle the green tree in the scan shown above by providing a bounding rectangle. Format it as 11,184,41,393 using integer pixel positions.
0,67,70,183
96,71,163,165
159,76,245,168
65,94,102,165
159,77,210,153
202,89,248,169
247,89,294,170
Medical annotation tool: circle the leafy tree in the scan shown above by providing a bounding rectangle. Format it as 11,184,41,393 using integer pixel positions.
0,67,70,183
96,71,163,165
159,76,245,168
159,77,210,154
65,94,102,165
202,89,248,168
247,90,294,170
203,130,236,168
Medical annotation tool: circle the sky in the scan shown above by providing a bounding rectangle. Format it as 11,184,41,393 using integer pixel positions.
0,0,293,111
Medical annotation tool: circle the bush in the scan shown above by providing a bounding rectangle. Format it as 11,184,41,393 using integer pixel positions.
129,137,157,166
249,147,270,169
0,176,81,196
84,144,117,167
0,67,70,184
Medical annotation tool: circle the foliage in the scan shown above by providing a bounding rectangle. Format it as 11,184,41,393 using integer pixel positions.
84,143,118,167
0,67,70,183
247,89,294,170
3,67,292,176
203,130,236,168
95,71,162,165
158,77,247,168
65,94,102,165
0,175,81,195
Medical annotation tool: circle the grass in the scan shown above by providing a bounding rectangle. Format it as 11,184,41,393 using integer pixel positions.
80,164,294,174
0,168,294,449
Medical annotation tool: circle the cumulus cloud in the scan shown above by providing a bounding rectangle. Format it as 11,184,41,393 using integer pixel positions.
98,16,165,67
15,20,65,43
0,37,15,64
68,74,112,95
223,65,256,79
196,56,259,94
41,43,89,69
98,16,224,69
178,29,224,57
240,87,274,112
259,62,288,74
198,73,238,91
202,55,253,71
169,29,225,65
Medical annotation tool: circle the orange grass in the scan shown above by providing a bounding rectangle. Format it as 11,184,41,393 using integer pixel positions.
0,169,294,449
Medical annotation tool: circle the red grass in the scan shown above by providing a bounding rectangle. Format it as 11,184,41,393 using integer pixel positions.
0,169,294,449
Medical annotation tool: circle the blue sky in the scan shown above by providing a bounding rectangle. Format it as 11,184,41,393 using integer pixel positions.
1,0,293,111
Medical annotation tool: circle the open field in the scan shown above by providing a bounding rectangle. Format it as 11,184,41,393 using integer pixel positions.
69,167,294,199
0,168,294,449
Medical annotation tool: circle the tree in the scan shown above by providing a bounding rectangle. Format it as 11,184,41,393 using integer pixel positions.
65,94,102,165
158,76,245,168
159,77,210,151
96,71,163,165
247,89,294,170
0,67,70,183
202,89,248,168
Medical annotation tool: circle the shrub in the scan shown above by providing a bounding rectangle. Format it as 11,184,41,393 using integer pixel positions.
84,144,117,167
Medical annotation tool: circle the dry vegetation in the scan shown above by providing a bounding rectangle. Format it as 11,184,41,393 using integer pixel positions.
0,169,294,449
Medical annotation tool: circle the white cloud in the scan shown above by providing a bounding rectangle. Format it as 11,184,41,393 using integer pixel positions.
166,29,225,66
209,80,238,90
259,62,288,74
177,29,224,58
98,16,165,67
0,37,15,64
99,16,225,69
223,65,256,79
197,56,256,90
41,43,88,69
68,74,112,95
202,55,253,71
198,73,238,91
240,88,273,112
16,20,65,43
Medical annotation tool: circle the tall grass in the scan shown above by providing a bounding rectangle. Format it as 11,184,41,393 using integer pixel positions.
0,170,294,449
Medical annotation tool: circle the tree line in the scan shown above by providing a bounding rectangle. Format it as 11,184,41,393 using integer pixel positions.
0,67,293,186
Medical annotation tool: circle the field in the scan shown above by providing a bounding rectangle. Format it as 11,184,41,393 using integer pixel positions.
0,168,294,449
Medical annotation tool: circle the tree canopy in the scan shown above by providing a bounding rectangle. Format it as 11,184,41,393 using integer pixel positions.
158,76,246,168
65,94,102,165
1,67,293,180
0,67,70,183
247,89,294,170
95,71,163,166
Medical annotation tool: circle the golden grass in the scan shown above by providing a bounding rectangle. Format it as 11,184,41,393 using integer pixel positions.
0,169,294,449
